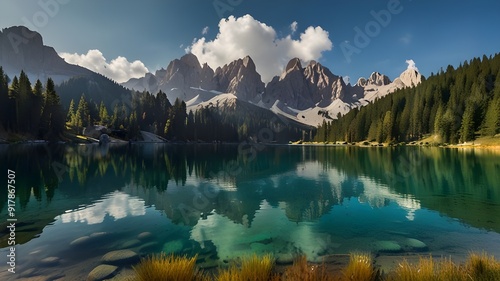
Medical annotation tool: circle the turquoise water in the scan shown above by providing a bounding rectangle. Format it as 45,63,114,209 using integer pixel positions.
1,144,500,279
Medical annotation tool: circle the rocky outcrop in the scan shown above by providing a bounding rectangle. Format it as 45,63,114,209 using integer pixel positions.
0,26,91,83
355,72,391,87
123,54,265,102
264,58,349,110
215,56,265,101
121,72,158,93
397,69,423,88
156,53,217,100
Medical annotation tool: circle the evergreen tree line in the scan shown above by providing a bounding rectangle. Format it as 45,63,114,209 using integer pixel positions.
65,90,186,140
0,67,65,140
125,90,306,142
314,53,500,144
1,67,309,143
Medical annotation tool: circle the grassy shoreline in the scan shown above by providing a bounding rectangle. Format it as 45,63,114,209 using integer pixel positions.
127,252,500,281
293,135,500,151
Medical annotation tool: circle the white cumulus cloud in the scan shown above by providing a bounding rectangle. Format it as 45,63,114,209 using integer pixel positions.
405,59,419,72
59,49,149,83
202,26,209,35
290,21,298,34
187,14,332,83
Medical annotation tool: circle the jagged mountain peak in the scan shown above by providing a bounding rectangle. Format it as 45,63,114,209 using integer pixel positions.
242,55,256,70
398,68,423,88
180,53,202,69
285,58,303,72
356,77,368,87
368,72,391,86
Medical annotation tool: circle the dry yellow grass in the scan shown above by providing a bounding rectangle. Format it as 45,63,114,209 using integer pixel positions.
390,253,500,281
217,253,275,281
132,253,206,281
282,255,335,281
390,256,436,281
130,252,500,281
341,253,377,281
465,252,500,281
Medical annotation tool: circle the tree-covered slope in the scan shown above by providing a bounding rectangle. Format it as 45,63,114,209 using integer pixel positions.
315,53,500,144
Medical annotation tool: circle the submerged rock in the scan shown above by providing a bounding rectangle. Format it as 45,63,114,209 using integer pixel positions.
403,238,428,251
70,236,91,247
90,232,108,238
87,264,118,281
162,239,184,254
137,232,153,241
40,256,60,267
101,249,139,265
120,239,141,249
373,241,402,253
138,241,161,254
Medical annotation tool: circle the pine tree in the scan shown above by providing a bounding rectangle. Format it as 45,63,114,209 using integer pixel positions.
0,67,10,131
39,78,65,140
481,96,500,136
128,111,139,139
67,99,76,123
31,79,44,133
17,71,32,132
8,76,19,131
382,111,393,142
98,101,110,125
460,102,475,142
75,94,90,133
186,110,195,140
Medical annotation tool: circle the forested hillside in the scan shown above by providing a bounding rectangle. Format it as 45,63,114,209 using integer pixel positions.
0,67,65,140
0,66,307,143
314,54,500,144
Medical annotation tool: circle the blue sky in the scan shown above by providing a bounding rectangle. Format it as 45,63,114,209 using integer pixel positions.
1,0,500,83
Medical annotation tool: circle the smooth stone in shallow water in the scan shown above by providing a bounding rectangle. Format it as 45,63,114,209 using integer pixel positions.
137,232,153,240
162,239,184,254
70,236,91,246
373,241,402,253
138,241,161,253
87,265,118,281
121,239,141,249
403,238,428,251
90,232,108,238
19,268,37,278
40,256,60,267
101,250,139,265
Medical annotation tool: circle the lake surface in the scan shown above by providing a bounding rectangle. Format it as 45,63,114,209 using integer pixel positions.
1,144,500,279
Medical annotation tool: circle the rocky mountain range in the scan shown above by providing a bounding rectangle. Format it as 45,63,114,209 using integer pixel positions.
0,25,423,127
124,53,423,126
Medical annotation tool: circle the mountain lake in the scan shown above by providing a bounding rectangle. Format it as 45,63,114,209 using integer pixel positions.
1,143,500,280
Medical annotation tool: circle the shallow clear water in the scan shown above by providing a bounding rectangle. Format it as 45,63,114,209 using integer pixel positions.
1,144,500,279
